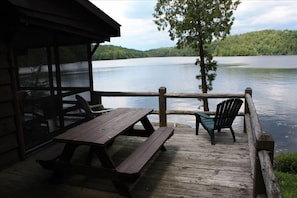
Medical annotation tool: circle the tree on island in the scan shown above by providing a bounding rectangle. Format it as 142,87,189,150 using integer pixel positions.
153,0,240,110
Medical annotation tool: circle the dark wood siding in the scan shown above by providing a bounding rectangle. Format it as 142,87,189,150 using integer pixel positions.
0,41,22,169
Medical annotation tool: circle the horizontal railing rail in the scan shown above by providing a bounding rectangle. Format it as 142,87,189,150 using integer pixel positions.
91,88,245,123
91,87,281,198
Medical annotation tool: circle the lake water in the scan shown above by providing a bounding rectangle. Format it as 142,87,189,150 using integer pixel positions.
91,56,297,153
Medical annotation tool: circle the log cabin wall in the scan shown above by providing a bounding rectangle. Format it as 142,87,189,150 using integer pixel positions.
0,41,24,169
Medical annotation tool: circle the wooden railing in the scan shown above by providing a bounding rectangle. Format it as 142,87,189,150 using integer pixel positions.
91,87,282,198
244,89,282,198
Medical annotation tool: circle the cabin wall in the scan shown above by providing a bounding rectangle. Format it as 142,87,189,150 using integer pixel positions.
0,40,23,170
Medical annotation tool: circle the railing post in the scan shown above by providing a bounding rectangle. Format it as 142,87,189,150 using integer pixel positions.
244,87,252,133
253,133,275,197
245,87,252,114
159,87,167,127
91,91,102,105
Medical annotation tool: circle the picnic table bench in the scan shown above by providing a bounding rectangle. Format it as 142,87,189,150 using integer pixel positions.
37,108,174,197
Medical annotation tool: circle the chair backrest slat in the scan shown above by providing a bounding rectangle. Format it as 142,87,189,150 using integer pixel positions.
76,95,96,120
214,98,243,130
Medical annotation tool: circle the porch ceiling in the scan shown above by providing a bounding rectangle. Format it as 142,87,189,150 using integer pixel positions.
1,0,121,48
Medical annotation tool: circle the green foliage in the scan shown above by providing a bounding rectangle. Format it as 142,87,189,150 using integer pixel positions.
274,152,297,197
93,45,147,60
195,51,217,91
93,45,197,60
275,171,297,198
92,30,297,60
210,30,297,56
274,152,297,174
145,47,197,57
153,0,240,48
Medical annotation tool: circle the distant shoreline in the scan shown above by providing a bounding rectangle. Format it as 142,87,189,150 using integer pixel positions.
94,30,297,60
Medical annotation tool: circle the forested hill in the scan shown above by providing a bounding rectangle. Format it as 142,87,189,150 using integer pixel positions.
92,45,197,60
93,30,297,60
210,30,297,56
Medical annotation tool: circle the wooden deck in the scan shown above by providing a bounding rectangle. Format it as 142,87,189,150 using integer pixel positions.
0,126,253,198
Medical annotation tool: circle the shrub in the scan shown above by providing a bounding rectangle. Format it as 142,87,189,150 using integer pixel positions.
275,171,297,198
274,152,297,174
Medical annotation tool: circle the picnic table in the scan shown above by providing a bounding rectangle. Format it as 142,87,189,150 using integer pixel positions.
38,108,174,197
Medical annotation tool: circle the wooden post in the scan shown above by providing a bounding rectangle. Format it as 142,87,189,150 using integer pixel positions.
46,47,54,96
245,87,252,114
159,87,167,127
8,43,25,160
258,150,282,198
87,44,94,92
91,91,102,105
253,133,275,197
244,87,252,134
53,43,64,128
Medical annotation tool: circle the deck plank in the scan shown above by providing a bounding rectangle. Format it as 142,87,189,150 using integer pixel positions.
0,127,253,197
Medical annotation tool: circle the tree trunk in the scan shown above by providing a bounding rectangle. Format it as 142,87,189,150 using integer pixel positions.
199,38,209,111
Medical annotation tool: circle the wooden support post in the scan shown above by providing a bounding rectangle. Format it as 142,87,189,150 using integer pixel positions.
159,87,167,127
253,133,275,197
7,43,25,160
47,47,54,96
87,44,94,92
53,44,64,128
258,150,282,198
244,87,252,134
91,91,102,105
245,87,252,114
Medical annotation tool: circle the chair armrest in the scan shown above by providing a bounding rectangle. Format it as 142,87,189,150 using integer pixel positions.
89,104,104,109
33,110,43,117
195,112,211,119
91,108,113,114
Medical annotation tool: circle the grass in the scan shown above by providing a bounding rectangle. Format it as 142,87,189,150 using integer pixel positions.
275,171,297,198
274,152,297,198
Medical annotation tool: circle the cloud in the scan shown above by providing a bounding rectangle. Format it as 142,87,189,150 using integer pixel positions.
108,17,174,50
91,1,129,22
91,0,174,50
90,0,297,50
232,0,297,34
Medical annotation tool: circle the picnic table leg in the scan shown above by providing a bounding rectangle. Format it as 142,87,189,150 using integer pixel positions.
92,146,115,168
112,180,132,198
141,117,168,151
140,116,155,135
92,146,132,196
52,144,77,183
85,147,94,165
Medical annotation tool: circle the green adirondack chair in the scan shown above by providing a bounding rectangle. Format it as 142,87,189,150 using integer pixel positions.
195,98,243,145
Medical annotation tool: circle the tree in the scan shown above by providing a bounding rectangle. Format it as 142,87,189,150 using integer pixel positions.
153,0,240,111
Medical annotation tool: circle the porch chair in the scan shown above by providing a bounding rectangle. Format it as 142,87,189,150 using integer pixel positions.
195,98,243,145
75,95,111,120
31,95,61,133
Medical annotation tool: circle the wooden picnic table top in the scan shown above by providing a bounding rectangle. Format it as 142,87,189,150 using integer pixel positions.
54,108,153,146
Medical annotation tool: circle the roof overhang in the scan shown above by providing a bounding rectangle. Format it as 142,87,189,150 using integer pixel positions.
1,0,121,48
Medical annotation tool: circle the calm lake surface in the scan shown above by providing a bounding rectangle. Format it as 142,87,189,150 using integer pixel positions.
91,56,297,153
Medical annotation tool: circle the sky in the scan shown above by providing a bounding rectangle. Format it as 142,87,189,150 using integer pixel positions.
90,0,297,51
